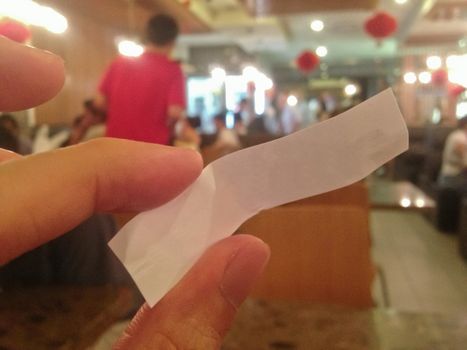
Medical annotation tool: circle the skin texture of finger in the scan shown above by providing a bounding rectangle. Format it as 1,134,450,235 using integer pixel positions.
0,37,65,111
0,149,22,163
0,138,202,265
115,234,270,350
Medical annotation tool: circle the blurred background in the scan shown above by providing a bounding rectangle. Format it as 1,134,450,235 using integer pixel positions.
1,0,466,130
0,0,466,349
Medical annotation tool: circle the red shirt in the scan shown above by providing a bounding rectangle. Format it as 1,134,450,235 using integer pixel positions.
99,52,185,145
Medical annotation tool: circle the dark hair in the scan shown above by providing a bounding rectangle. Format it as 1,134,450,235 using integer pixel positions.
458,116,467,129
187,116,201,129
214,112,226,124
0,125,18,152
146,14,179,46
0,114,19,130
83,99,106,121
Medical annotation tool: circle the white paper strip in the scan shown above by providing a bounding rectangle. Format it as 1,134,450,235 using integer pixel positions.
109,88,408,307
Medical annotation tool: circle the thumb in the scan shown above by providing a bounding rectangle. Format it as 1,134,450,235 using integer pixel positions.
115,234,270,349
0,149,21,163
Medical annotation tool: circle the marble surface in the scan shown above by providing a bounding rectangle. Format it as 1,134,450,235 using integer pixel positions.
0,286,132,350
223,299,467,350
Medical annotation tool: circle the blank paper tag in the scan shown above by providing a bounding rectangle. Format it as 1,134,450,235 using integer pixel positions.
109,88,408,307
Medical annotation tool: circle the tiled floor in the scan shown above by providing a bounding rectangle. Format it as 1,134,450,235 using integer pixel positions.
371,209,467,315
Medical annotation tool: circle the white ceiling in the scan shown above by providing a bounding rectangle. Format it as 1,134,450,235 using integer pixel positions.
178,0,466,78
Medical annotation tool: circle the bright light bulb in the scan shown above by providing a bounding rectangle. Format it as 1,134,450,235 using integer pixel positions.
400,198,411,208
418,71,431,84
118,40,144,57
344,84,358,96
446,55,460,69
395,0,408,4
256,73,273,90
264,77,274,90
287,95,298,107
41,7,68,34
426,55,442,70
403,72,417,84
242,66,258,82
415,198,425,208
210,67,226,82
316,46,328,58
0,0,68,34
447,54,467,87
310,20,324,32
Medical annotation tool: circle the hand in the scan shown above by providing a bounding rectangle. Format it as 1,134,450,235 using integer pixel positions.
0,36,270,348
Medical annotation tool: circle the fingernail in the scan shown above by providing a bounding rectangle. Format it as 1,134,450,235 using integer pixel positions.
221,239,270,308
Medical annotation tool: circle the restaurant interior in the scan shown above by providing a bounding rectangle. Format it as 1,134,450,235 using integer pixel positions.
0,0,467,349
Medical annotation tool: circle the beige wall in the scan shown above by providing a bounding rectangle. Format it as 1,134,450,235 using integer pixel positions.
31,13,124,125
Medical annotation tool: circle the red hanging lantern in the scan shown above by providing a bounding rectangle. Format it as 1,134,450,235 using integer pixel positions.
431,69,448,86
296,50,320,74
0,20,31,43
364,12,398,40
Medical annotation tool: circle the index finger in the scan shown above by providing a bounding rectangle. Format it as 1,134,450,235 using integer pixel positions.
0,37,65,111
0,138,203,265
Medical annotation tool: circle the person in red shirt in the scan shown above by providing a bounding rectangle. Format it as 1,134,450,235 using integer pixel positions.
95,14,185,145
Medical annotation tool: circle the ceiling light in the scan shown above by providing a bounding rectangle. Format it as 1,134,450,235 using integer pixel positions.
210,67,226,82
426,55,442,70
344,84,358,96
310,20,324,32
265,78,273,90
0,0,68,34
287,95,298,107
400,197,411,208
447,54,467,87
118,40,144,57
403,72,417,84
242,65,258,82
260,75,274,90
316,46,328,57
446,54,460,69
39,6,68,34
418,71,431,84
394,0,408,4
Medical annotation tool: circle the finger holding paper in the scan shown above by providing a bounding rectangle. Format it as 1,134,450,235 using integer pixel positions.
115,235,270,349
0,139,202,265
0,36,269,349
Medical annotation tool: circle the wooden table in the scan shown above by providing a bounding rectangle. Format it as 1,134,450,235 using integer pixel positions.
0,286,132,349
223,299,467,350
368,178,436,211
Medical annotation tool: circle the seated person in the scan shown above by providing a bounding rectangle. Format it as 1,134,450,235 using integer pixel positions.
201,112,241,164
439,115,467,190
0,124,18,153
63,99,106,146
0,114,32,155
214,112,241,150
173,118,201,151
